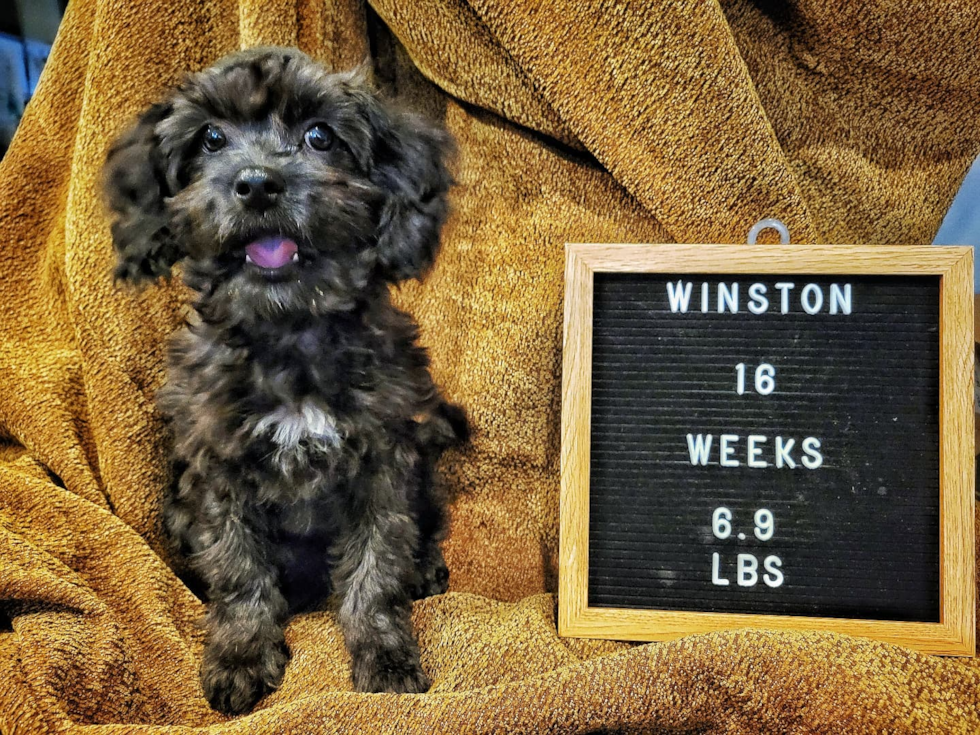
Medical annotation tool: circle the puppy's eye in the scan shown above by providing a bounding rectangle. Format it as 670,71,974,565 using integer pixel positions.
202,125,227,153
304,123,334,151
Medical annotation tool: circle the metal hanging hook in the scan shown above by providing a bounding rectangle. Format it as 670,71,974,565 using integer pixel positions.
747,218,790,245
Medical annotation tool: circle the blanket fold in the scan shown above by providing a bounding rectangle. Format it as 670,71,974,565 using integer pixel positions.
1,0,979,732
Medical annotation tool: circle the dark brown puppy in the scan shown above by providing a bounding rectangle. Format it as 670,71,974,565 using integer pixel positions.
102,47,467,715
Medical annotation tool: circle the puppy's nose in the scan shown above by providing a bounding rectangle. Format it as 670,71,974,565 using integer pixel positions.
233,167,285,210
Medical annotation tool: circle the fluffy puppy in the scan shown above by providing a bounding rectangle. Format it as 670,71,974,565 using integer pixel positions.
102,47,467,715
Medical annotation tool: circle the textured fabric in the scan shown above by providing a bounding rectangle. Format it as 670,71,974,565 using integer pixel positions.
1,0,979,732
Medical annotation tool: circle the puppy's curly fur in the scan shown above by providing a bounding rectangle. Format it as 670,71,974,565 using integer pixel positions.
102,47,467,715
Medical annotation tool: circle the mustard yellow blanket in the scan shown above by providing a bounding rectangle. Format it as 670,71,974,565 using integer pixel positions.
1,0,978,731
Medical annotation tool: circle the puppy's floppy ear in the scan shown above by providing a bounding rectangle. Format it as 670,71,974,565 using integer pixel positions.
369,105,454,282
102,102,182,284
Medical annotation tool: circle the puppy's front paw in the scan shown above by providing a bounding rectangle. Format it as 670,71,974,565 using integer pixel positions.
201,641,288,715
352,645,430,694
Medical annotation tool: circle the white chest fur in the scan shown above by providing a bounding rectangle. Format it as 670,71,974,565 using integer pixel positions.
251,399,344,456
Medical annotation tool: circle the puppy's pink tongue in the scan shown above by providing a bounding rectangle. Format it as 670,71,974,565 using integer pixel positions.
245,237,298,269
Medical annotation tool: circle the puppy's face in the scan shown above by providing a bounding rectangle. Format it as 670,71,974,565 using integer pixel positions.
104,48,452,320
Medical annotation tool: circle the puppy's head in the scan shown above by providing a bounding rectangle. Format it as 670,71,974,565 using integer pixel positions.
103,47,453,319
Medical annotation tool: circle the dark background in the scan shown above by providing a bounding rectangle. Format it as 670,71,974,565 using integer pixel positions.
0,0,67,156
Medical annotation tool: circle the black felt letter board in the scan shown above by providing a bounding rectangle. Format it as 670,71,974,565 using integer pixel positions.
587,273,941,622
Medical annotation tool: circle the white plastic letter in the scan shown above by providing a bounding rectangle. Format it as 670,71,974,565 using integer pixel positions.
748,283,768,314
747,435,768,468
801,283,824,314
686,434,713,465
775,436,796,469
718,282,738,314
701,282,709,313
830,283,852,315
666,281,693,313
712,553,730,586
801,437,823,469
719,435,740,467
763,556,784,587
737,554,758,587
774,282,795,314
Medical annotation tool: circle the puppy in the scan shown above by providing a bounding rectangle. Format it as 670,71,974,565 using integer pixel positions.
102,47,467,715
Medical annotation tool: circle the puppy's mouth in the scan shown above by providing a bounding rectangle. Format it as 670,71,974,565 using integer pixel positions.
244,236,300,270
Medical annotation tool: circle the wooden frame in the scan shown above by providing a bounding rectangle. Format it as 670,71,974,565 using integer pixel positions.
560,243,975,656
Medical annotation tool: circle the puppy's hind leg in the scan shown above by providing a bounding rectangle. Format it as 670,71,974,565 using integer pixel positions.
411,400,468,600
410,455,450,600
333,457,429,693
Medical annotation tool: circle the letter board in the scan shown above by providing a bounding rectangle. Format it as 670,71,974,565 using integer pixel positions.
560,244,974,656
